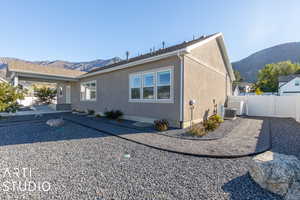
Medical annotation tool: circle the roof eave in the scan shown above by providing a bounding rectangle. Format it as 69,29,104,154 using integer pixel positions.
79,48,189,78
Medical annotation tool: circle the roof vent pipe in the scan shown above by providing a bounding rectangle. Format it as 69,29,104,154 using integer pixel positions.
125,51,130,60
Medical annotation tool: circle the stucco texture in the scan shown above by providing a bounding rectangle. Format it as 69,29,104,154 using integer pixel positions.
71,56,182,126
183,39,232,125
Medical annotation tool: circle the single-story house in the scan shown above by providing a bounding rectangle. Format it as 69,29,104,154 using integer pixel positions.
6,33,235,128
278,74,300,96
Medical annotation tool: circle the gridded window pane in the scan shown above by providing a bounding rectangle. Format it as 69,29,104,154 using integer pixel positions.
143,73,154,87
90,82,96,88
131,88,140,99
131,75,141,88
157,71,170,85
157,86,171,99
80,81,96,100
90,91,96,99
143,87,154,99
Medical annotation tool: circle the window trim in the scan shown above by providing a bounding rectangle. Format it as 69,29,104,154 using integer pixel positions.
80,80,97,101
129,66,174,103
142,72,155,100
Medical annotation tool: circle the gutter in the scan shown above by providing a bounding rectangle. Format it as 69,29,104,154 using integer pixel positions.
177,53,184,128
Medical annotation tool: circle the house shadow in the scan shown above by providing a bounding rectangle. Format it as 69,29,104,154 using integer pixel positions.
0,112,158,147
222,173,283,200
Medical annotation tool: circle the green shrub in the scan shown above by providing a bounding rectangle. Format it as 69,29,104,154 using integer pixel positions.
95,114,102,118
34,86,57,104
203,119,219,131
154,119,169,131
188,124,206,136
209,115,224,124
0,83,25,113
104,110,123,119
87,109,95,115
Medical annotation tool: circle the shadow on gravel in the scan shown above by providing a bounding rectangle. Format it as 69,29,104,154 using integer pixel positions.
269,117,300,158
222,173,283,200
254,117,272,154
0,118,109,147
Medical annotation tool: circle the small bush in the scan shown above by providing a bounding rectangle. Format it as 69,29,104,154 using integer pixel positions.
34,86,57,104
209,115,224,124
154,119,169,131
203,119,219,131
87,109,95,115
0,83,25,113
95,114,102,118
104,110,123,119
188,124,206,137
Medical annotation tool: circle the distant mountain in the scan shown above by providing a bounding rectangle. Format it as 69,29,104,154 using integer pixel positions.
0,57,122,79
232,42,300,82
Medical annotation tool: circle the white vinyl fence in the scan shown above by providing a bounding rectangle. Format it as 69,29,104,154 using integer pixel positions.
228,95,300,121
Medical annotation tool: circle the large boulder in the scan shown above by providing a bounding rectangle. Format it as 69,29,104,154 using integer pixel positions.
249,151,300,199
46,118,65,127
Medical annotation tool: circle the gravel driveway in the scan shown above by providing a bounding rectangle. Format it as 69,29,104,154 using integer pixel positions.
0,115,289,199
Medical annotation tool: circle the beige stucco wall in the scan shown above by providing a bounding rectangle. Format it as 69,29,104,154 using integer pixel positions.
70,56,182,126
182,38,232,126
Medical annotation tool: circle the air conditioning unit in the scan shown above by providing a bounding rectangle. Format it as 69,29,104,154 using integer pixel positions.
224,108,237,120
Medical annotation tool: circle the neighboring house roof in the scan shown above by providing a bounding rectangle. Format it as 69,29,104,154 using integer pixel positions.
7,61,86,78
237,82,253,87
278,74,300,82
81,32,235,81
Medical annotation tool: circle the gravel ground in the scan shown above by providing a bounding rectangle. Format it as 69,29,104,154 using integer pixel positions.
170,117,243,140
65,114,271,157
270,118,300,158
0,115,285,199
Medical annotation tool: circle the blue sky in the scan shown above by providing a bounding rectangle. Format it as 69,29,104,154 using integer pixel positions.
0,0,299,62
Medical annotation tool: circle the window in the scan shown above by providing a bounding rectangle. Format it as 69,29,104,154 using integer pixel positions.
58,86,63,97
143,73,154,99
295,80,300,86
129,67,173,103
130,74,141,99
157,71,171,99
80,80,96,101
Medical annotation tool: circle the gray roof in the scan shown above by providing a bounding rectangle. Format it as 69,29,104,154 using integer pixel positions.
278,74,300,82
88,33,217,74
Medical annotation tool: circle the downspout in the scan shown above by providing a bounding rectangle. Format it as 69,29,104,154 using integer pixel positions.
178,53,184,128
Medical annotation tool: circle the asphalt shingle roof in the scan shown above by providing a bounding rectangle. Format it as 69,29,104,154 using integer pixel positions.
8,61,86,78
88,33,217,74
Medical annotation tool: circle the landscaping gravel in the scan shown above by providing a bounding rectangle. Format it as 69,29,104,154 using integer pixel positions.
167,117,243,140
0,114,284,199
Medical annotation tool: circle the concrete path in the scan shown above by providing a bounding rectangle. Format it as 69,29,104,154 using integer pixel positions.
64,114,271,158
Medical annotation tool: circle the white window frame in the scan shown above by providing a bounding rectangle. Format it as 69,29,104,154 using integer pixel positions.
142,72,155,100
80,80,97,101
129,66,174,103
